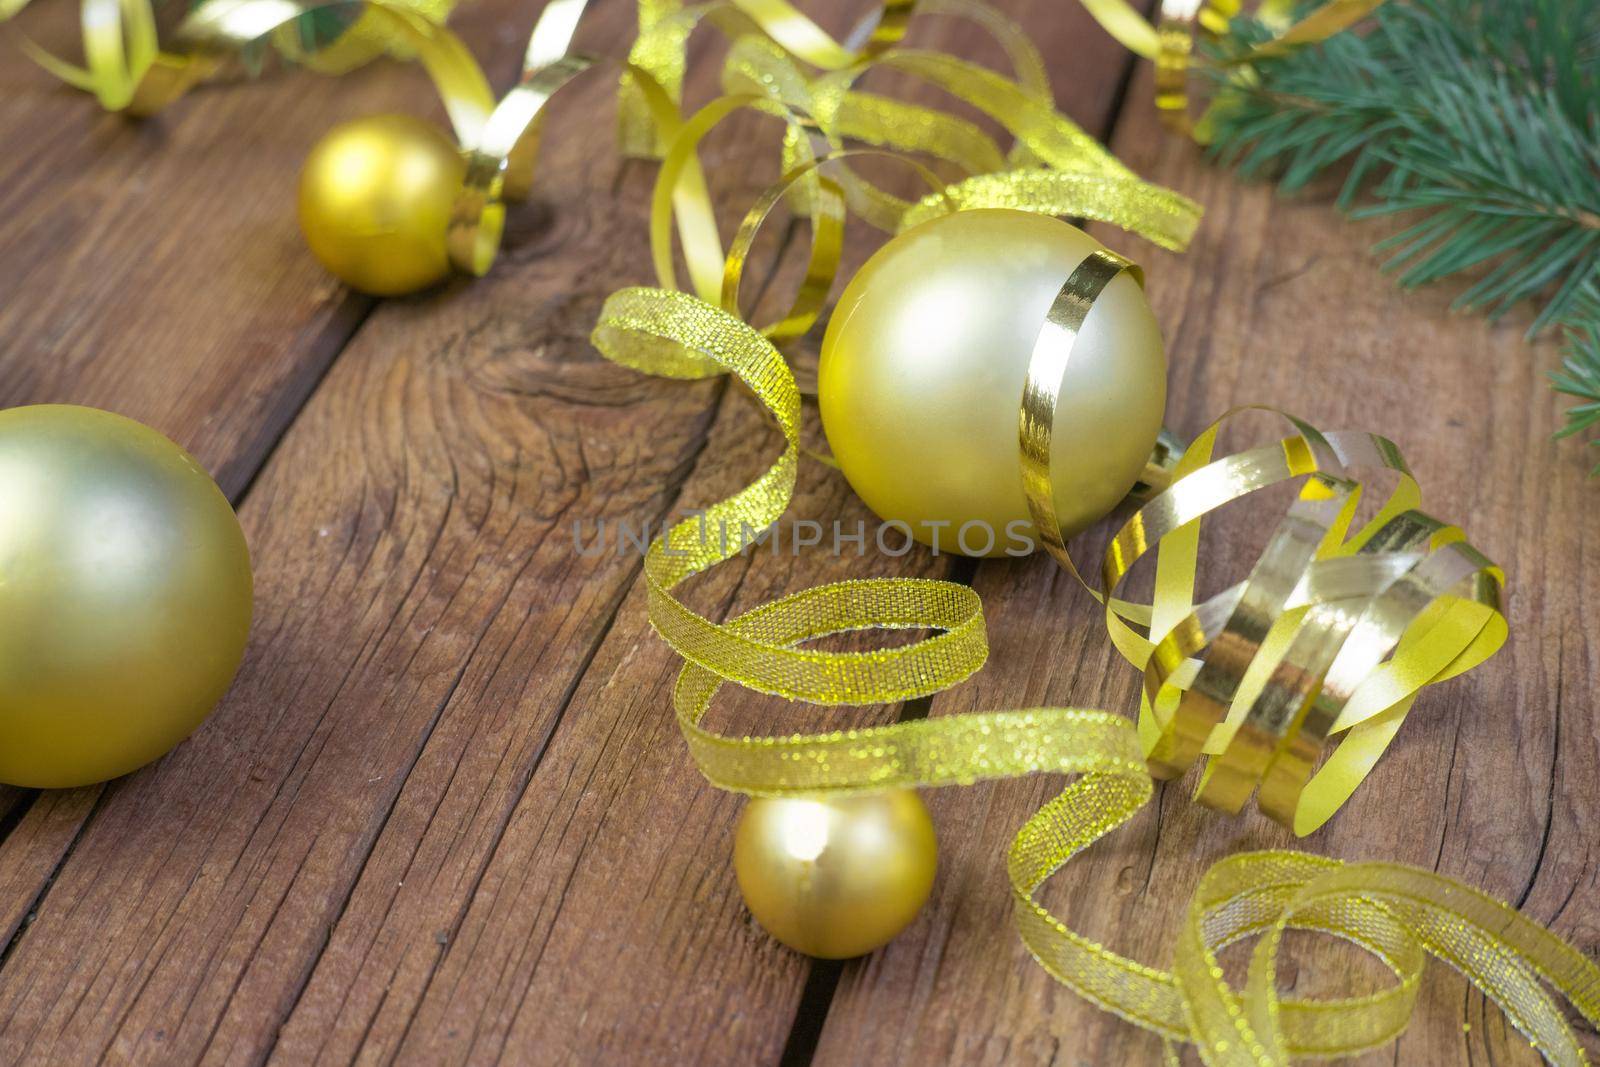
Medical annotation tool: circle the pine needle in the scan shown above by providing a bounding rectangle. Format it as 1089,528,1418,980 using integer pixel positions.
1202,0,1600,467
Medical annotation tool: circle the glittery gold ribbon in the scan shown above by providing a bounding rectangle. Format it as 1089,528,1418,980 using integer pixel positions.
594,273,1596,1060
593,259,1598,1059
586,33,1600,1050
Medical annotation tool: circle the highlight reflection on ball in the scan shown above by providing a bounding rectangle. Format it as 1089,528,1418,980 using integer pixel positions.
298,113,465,296
734,789,937,959
819,209,1167,556
0,405,253,788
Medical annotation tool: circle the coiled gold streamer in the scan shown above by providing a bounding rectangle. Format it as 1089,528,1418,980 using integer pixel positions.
619,0,1203,245
592,256,1599,1059
0,0,456,113
1076,0,1386,136
594,271,1599,1063
14,0,1598,1055
582,6,1600,1062
619,0,1388,148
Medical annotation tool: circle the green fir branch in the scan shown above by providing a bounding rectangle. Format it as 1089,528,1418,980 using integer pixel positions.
1201,0,1600,465
1550,286,1600,471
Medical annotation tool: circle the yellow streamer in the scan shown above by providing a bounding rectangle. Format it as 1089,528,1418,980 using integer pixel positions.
585,7,1599,1056
14,0,1595,1055
163,0,708,279
593,269,1595,1061
617,0,1202,243
2,0,457,114
1073,0,1387,136
591,253,1595,1058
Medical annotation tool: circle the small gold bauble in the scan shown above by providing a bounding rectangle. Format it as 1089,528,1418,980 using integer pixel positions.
819,208,1167,556
733,789,938,958
0,405,253,788
298,113,465,296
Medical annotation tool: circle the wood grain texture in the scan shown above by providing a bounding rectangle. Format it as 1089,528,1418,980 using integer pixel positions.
1,0,1595,1063
0,0,552,979
0,1,734,1061
1,0,438,495
808,57,1600,1067
265,2,1142,1063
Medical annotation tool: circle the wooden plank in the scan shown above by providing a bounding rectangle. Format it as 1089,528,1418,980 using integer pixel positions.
808,57,1600,1065
0,0,563,965
0,3,774,1062
253,3,1148,1063
2,0,424,495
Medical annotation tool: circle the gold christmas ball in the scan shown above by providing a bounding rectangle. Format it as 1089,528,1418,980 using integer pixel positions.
298,113,465,296
819,209,1167,556
734,789,937,958
0,405,253,788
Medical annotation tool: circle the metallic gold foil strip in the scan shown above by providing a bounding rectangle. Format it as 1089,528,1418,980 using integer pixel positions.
1018,249,1140,572
1013,270,1502,835
3,0,455,113
1060,407,1505,832
616,0,1195,246
176,0,496,137
1072,0,1388,137
589,136,1599,1058
170,0,702,280
447,51,597,276
783,47,1200,241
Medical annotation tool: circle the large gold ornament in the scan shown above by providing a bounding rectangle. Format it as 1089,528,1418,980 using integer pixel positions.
733,790,937,959
818,209,1167,555
298,113,466,296
0,405,253,788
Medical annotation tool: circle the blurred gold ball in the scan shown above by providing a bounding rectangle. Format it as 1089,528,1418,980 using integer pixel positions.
819,209,1167,556
734,789,937,958
298,113,465,296
0,405,253,788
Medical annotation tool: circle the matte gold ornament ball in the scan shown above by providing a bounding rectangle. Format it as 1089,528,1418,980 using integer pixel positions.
819,209,1167,556
298,113,466,296
0,406,253,788
734,790,938,958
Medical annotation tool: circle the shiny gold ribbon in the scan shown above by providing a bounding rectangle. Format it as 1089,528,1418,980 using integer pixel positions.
1018,263,1506,832
1076,0,1386,137
618,0,1203,246
165,0,700,279
2,0,457,114
586,71,1600,1054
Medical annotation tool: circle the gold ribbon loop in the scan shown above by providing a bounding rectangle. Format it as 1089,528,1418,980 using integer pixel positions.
5,0,458,114
448,52,596,276
1014,259,1500,835
593,284,990,710
619,0,1203,243
1057,407,1506,833
1073,0,1389,137
581,121,1585,1059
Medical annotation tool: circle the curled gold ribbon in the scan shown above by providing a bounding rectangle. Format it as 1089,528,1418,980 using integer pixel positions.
586,86,1600,1055
1076,0,1387,137
2,0,456,114
1018,268,1506,833
619,0,1203,246
166,0,700,279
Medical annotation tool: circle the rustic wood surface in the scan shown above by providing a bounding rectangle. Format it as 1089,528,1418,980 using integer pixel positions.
0,0,1595,1063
